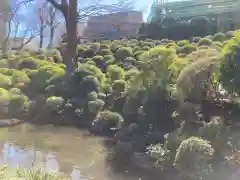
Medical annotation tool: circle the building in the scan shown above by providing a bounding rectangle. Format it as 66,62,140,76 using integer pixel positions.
0,0,11,47
148,0,240,31
82,11,143,40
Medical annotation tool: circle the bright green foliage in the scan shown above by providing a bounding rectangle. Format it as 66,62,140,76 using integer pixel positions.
107,65,124,83
9,88,29,114
219,32,240,94
46,96,65,111
0,74,12,88
11,70,30,88
130,46,177,93
29,65,65,92
176,50,221,104
112,80,126,93
0,88,10,114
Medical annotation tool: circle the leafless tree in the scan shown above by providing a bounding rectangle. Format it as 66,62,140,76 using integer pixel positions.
1,0,41,52
44,0,135,76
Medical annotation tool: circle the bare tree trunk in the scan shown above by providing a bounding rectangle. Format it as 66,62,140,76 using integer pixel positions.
64,0,77,75
39,19,44,48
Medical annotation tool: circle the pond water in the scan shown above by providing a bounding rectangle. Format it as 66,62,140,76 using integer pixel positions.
0,123,141,180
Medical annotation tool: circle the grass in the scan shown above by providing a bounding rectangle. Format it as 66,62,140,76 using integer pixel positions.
0,166,69,180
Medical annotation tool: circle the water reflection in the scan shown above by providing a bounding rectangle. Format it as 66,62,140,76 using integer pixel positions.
0,123,142,180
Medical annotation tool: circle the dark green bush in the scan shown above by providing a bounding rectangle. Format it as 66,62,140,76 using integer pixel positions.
115,47,133,61
112,80,126,93
182,44,197,54
212,32,226,42
81,75,100,93
198,38,213,46
18,58,39,70
92,110,124,132
98,48,112,56
88,99,105,114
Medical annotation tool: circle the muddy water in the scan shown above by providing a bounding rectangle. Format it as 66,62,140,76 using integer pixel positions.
0,123,141,180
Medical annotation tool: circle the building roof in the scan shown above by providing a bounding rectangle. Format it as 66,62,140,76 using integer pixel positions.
149,0,240,19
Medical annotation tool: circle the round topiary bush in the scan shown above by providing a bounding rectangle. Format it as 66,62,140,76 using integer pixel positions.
100,44,110,50
112,80,126,93
88,91,98,101
18,58,39,70
46,96,65,111
88,99,105,114
182,44,198,54
115,47,133,61
98,49,112,56
0,73,12,88
81,75,100,93
92,55,106,72
91,111,124,133
0,88,10,114
9,89,29,114
177,40,189,47
174,137,214,179
212,32,226,42
198,38,213,46
107,65,124,82
192,36,201,43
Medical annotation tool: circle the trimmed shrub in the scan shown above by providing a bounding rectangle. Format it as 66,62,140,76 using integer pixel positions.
88,99,105,114
198,38,212,46
0,74,12,88
11,70,30,87
46,96,65,111
107,65,124,82
92,111,124,132
88,91,98,101
174,137,214,179
212,32,226,42
0,88,10,114
9,88,29,114
112,80,126,93
81,75,100,93
115,47,133,61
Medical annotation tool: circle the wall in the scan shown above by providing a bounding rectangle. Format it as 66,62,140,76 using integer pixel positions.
83,11,143,40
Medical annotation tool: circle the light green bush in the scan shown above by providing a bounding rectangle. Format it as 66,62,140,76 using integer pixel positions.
107,65,124,82
46,96,65,111
0,74,12,88
112,80,126,93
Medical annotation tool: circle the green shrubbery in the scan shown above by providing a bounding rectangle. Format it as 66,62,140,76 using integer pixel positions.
1,29,240,180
